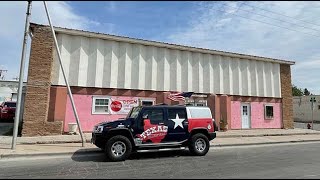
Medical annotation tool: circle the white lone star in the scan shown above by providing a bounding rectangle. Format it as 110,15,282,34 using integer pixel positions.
170,114,185,129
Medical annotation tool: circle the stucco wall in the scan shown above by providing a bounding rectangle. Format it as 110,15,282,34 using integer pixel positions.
231,101,282,129
64,94,155,132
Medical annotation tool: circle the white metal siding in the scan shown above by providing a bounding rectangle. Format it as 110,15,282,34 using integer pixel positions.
52,33,282,98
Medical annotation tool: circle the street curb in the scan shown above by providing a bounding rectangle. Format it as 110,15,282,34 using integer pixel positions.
19,140,92,145
12,133,320,144
0,149,102,160
210,139,320,147
2,139,320,160
216,132,320,138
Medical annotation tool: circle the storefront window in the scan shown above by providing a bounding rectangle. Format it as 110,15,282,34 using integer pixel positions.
92,97,110,114
265,105,274,119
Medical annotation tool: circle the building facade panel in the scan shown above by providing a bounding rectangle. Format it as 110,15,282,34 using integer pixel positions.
52,33,282,98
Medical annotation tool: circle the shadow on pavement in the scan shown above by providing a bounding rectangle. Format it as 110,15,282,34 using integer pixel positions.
71,149,193,162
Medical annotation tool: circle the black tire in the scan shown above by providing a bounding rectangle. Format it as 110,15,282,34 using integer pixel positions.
105,135,132,161
188,133,210,156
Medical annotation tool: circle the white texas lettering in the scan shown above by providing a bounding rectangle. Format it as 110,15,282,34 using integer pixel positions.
150,127,157,133
145,129,151,136
139,126,168,140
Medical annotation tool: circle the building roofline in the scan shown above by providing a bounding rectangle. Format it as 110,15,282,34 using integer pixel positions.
30,23,295,65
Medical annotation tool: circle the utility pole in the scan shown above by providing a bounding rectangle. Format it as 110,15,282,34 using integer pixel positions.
11,1,32,150
310,97,316,130
43,1,85,147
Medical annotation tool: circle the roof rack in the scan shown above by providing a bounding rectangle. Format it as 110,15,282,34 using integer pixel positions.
154,103,167,106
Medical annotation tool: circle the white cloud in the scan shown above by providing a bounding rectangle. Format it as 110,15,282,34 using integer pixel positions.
0,1,113,81
165,1,320,94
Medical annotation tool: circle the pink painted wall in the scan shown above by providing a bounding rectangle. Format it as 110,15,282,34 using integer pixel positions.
231,101,282,129
231,101,242,129
64,95,133,132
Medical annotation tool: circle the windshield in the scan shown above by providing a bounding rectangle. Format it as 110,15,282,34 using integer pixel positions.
126,107,142,119
4,102,16,108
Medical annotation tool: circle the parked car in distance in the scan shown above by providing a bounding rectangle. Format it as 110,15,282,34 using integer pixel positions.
92,105,217,161
0,101,16,121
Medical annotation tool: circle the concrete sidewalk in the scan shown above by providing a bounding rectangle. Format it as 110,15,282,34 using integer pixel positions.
1,128,320,160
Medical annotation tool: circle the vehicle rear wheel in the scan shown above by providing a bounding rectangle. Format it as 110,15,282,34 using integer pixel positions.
188,133,209,156
105,135,132,161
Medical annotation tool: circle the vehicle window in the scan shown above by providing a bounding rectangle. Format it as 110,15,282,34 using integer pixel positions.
127,107,142,119
4,102,16,108
168,108,187,120
142,109,164,124
189,108,212,118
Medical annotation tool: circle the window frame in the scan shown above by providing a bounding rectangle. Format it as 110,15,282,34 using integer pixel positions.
92,96,110,115
264,104,274,120
139,99,155,106
168,108,187,120
141,108,165,125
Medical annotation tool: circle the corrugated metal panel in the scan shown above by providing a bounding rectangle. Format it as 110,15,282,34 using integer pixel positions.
52,33,282,98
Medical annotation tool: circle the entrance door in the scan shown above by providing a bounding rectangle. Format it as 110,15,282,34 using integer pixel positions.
241,103,251,129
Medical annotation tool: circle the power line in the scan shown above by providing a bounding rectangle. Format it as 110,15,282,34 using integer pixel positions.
211,6,320,39
242,2,320,28
221,2,320,33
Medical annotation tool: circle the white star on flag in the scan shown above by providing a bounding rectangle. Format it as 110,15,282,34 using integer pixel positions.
170,114,185,129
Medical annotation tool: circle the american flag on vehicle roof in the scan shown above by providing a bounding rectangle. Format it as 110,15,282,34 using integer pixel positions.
167,92,194,102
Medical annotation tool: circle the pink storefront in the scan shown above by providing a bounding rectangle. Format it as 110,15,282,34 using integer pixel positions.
64,94,156,132
61,90,283,132
231,101,282,129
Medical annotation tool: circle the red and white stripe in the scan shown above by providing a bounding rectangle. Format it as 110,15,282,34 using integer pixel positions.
167,92,185,101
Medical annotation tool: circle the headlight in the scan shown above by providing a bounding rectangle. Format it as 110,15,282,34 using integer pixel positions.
93,126,104,133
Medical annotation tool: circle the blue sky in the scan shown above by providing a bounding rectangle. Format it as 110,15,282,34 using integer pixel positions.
0,1,320,94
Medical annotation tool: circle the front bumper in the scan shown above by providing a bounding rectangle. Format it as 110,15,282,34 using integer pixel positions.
209,132,216,141
91,133,105,147
0,113,14,119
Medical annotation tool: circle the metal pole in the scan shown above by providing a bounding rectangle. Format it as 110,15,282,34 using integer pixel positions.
312,99,314,130
11,1,32,150
43,1,85,147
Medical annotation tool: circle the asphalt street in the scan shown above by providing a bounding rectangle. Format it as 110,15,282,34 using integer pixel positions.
1,142,320,179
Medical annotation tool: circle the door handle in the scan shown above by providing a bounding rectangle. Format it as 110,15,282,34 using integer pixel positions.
159,123,164,125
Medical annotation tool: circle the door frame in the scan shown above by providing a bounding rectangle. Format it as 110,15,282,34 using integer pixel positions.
241,103,251,129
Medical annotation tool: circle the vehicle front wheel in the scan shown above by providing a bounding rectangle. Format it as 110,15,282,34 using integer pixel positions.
105,135,132,161
188,133,210,156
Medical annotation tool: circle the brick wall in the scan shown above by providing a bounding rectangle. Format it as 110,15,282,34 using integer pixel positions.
22,24,63,136
280,64,294,129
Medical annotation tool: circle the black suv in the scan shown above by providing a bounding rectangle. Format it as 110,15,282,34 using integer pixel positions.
91,105,217,161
